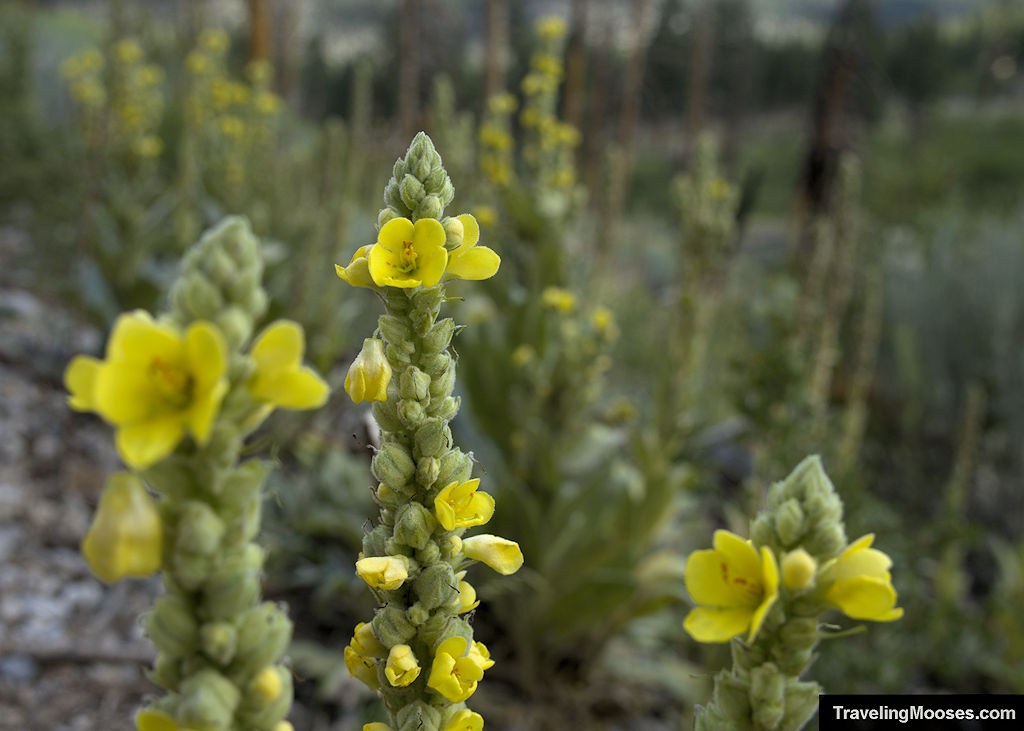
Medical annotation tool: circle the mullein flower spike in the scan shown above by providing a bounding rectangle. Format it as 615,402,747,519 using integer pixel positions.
340,133,520,731
688,456,902,731
65,217,328,731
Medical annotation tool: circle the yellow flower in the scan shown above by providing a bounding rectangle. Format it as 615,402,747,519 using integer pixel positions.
247,320,329,410
427,637,486,703
537,16,567,40
468,641,495,670
683,530,780,643
488,93,517,115
344,338,392,403
335,244,375,288
135,708,181,731
114,39,143,65
219,116,244,139
82,472,162,583
462,535,524,575
781,548,818,591
472,205,497,228
199,28,230,54
821,534,903,622
542,287,575,312
351,621,387,657
133,135,163,158
385,644,421,687
344,645,381,690
434,478,495,531
511,344,535,367
454,571,480,613
444,709,484,731
186,51,209,75
356,556,409,590
250,667,282,703
368,217,448,288
255,91,282,115
273,723,295,731
64,311,229,469
446,214,500,281
590,307,618,340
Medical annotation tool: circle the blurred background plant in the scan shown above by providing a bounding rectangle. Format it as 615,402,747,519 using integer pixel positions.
4,0,1024,729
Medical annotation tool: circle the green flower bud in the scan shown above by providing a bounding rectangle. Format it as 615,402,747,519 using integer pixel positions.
147,653,180,690
373,443,416,489
782,680,822,731
416,457,440,488
776,498,805,547
432,617,474,654
143,458,197,502
711,671,752,727
804,523,847,559
147,595,199,657
414,564,459,610
750,663,785,730
414,194,443,221
400,173,425,210
407,602,430,626
176,500,225,555
422,318,455,354
379,314,413,346
778,618,819,650
184,275,223,319
398,399,427,428
372,399,405,433
400,366,431,401
375,482,403,508
427,396,460,421
416,541,441,564
397,701,441,731
386,343,414,369
419,352,451,376
199,621,237,665
372,604,416,646
172,550,214,591
750,513,776,551
214,305,253,350
200,546,263,620
232,603,292,676
428,360,456,399
378,207,399,229
238,666,293,728
393,502,437,550
414,418,452,459
179,669,240,730
436,449,473,488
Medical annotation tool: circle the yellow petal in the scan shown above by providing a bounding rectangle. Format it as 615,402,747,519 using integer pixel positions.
82,472,162,583
251,320,304,373
835,547,892,581
685,548,758,609
434,496,457,531
827,576,901,621
461,492,495,527
714,531,762,581
184,321,227,393
135,708,179,731
378,217,415,251
65,355,101,411
94,361,160,424
416,243,449,288
463,534,524,575
368,243,418,288
447,246,500,281
748,547,779,642
683,606,752,643
262,367,330,409
456,213,480,248
115,413,186,469
413,217,446,251
186,379,229,444
107,311,181,365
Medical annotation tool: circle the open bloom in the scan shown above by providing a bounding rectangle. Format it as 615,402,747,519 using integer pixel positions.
82,472,162,583
351,621,386,657
446,214,500,281
434,478,495,531
356,556,409,590
344,338,392,403
247,320,329,410
64,311,228,469
385,644,421,687
455,571,480,613
444,710,484,731
462,535,524,575
427,637,487,703
683,530,780,643
368,217,448,288
344,646,381,690
336,244,374,288
821,534,903,621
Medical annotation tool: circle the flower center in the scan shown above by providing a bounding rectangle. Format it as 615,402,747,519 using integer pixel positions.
395,240,418,273
150,358,192,408
721,561,762,598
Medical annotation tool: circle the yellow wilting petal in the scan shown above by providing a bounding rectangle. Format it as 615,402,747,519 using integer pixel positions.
344,646,381,690
355,556,409,590
683,606,754,643
336,245,375,288
65,355,101,411
115,412,187,469
822,534,902,622
363,724,393,731
82,472,162,582
344,338,392,404
135,708,179,731
463,534,524,575
447,246,501,281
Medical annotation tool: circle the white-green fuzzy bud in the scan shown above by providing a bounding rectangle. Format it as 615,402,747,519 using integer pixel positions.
414,418,452,459
776,498,805,546
415,541,441,565
417,612,455,651
183,275,223,319
428,359,456,398
175,501,225,555
375,482,403,508
750,663,786,730
416,456,440,488
398,398,426,428
172,551,214,591
199,621,237,665
804,524,847,559
179,669,240,730
412,287,445,312
214,306,254,350
413,564,459,610
393,502,437,550
372,604,416,646
232,603,292,676
711,671,752,727
400,366,431,401
422,318,455,354
379,314,413,344
237,667,293,728
363,524,391,557
414,194,443,221
442,217,464,250
436,450,473,489
398,701,442,731
373,443,416,488
372,399,405,433
420,352,451,376
427,396,460,421
200,545,264,620
750,514,775,551
378,207,399,229
143,458,196,502
147,653,180,690
782,680,823,731
147,595,200,657
407,602,431,626
400,174,425,210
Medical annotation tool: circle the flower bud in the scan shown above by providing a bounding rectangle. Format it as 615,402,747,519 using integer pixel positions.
750,663,786,730
200,546,263,620
385,644,421,687
782,680,823,731
411,286,445,313
436,450,473,489
175,500,225,555
428,360,456,399
415,195,443,221
356,555,410,591
345,646,381,690
378,207,399,229
378,314,411,345
775,498,805,546
422,318,455,354
147,595,199,657
414,564,459,610
397,701,441,731
372,443,416,489
352,621,387,657
200,621,237,665
419,352,451,376
414,418,452,459
178,669,240,730
400,173,425,209
172,551,214,590
394,502,437,550
463,535,524,575
82,473,162,583
345,338,393,403
372,604,416,646
416,456,441,488
428,396,460,421
407,601,431,625
400,366,431,401
184,275,223,319
804,523,847,559
214,306,254,350
363,524,390,557
416,541,441,565
372,399,405,433
781,548,818,591
398,398,427,428
442,216,464,250
442,535,463,559
238,666,292,729
232,603,292,676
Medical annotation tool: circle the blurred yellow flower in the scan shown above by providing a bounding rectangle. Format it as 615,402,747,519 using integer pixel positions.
368,217,448,288
247,320,329,410
114,39,142,65
335,245,375,288
821,534,903,622
64,311,229,469
683,530,780,643
135,708,179,731
250,667,282,703
81,472,161,583
781,548,818,591
446,214,500,281
434,478,495,531
542,287,576,312
199,28,230,54
536,16,567,40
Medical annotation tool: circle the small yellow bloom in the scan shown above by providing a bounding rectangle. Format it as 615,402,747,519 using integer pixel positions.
114,39,143,65
434,479,495,531
250,667,282,703
488,93,517,115
255,91,282,115
273,723,295,731
781,548,818,591
472,205,497,228
133,135,163,158
368,217,448,288
455,572,479,613
246,59,273,84
64,311,229,469
199,28,230,54
427,637,485,703
542,287,575,312
186,51,209,75
446,214,500,281
82,472,162,583
590,307,618,340
468,641,495,670
511,344,535,367
344,645,380,690
248,320,329,410
356,556,409,590
219,116,244,139
385,644,421,687
444,709,484,731
344,338,392,404
462,535,524,575
821,534,903,622
536,15,568,40
683,530,780,643
351,621,386,657
335,244,375,288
